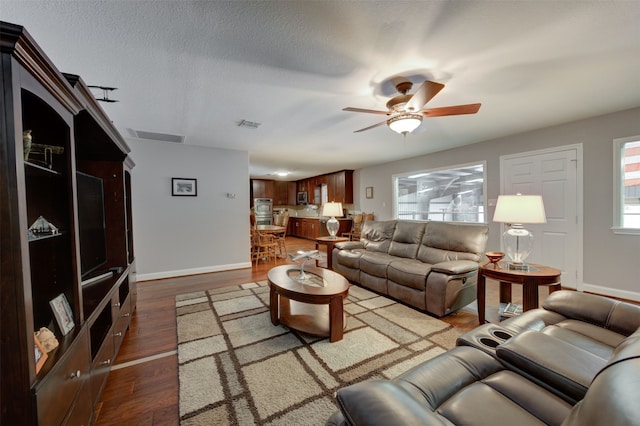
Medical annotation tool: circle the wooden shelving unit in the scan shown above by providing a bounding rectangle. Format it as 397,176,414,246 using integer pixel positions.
1,21,136,425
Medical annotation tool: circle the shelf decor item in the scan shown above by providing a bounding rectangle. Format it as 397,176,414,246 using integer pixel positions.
34,334,47,374
493,193,546,271
28,215,59,236
23,130,32,160
49,293,75,335
28,143,64,169
35,327,59,353
172,177,197,196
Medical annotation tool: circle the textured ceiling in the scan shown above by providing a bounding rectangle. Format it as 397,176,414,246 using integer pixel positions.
3,1,640,179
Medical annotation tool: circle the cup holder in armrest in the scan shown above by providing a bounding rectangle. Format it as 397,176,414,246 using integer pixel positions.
491,330,514,341
457,324,519,355
479,337,500,348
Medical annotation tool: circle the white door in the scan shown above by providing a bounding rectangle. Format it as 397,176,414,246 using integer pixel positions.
501,146,581,289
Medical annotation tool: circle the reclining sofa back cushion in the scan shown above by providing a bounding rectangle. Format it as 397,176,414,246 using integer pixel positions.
388,221,426,259
543,290,640,337
417,221,489,264
360,220,397,253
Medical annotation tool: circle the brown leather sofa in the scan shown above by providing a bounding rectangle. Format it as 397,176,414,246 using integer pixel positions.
328,290,640,425
331,220,489,317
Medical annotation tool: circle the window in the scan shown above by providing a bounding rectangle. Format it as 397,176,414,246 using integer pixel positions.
613,136,640,234
393,163,485,223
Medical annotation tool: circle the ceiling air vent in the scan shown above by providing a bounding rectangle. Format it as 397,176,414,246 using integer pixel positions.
238,120,261,129
129,129,185,143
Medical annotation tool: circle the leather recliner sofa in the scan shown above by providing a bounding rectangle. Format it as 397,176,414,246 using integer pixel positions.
328,290,640,425
331,220,489,317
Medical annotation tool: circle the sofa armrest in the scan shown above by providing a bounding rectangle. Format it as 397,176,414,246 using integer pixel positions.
431,260,478,275
543,290,640,336
334,241,364,251
496,330,606,403
335,380,449,426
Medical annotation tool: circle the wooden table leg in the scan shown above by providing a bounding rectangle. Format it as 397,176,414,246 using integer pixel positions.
326,243,334,270
477,272,486,324
315,242,320,267
522,277,540,311
270,285,280,326
499,281,512,304
329,295,344,342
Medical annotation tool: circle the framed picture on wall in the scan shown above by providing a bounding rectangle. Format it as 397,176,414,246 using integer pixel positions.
365,186,374,199
172,178,197,196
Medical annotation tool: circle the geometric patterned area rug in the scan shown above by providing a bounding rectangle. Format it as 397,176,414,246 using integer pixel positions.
176,281,463,425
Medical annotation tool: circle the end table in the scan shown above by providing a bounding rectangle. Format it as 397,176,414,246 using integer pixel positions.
477,262,561,324
315,236,349,269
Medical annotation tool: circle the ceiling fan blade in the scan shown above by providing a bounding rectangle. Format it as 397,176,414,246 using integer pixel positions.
343,107,390,116
421,103,481,117
353,120,387,133
405,81,445,112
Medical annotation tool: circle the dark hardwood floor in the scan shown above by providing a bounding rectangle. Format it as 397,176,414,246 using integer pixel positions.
93,236,537,425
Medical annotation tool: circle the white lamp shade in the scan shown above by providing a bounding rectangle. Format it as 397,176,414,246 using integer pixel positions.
493,195,546,224
388,114,422,135
322,202,343,218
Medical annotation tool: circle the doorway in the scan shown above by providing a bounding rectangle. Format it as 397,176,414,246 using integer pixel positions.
500,145,582,289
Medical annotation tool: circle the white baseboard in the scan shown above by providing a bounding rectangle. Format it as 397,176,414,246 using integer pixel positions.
581,282,640,302
137,262,252,282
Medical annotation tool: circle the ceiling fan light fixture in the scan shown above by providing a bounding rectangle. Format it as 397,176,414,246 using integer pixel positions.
388,113,423,135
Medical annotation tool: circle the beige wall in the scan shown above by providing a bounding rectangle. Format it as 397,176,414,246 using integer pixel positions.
129,140,251,280
355,107,640,300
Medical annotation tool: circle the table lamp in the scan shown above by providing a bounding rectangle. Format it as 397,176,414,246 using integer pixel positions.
493,194,546,271
322,202,343,239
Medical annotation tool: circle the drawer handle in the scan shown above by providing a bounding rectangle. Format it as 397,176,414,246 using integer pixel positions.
122,313,131,317
70,370,81,379
113,302,121,308
114,332,122,337
100,359,111,366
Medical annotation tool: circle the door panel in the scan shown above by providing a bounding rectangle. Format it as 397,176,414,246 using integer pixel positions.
502,148,579,289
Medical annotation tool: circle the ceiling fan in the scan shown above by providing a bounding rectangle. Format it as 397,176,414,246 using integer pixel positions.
343,78,481,135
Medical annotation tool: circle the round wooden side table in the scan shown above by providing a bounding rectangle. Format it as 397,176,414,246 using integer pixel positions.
477,262,561,324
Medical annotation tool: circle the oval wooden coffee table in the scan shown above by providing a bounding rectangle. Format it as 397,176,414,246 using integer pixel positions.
268,265,350,342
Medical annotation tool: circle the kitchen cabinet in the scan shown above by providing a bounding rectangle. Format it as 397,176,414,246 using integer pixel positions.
289,218,352,240
290,218,320,239
1,22,135,425
296,170,353,205
251,179,274,202
327,170,353,204
274,181,296,205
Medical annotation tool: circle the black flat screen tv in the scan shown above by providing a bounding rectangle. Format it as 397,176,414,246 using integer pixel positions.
76,171,107,281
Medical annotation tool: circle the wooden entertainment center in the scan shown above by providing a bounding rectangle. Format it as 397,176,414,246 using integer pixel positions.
1,22,136,424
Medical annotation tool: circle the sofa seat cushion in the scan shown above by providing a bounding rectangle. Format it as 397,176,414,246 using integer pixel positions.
436,371,572,426
542,321,626,360
359,251,396,278
335,346,571,426
387,259,431,290
334,248,365,269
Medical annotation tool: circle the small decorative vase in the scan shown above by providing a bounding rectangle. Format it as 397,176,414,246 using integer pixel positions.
23,130,32,160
